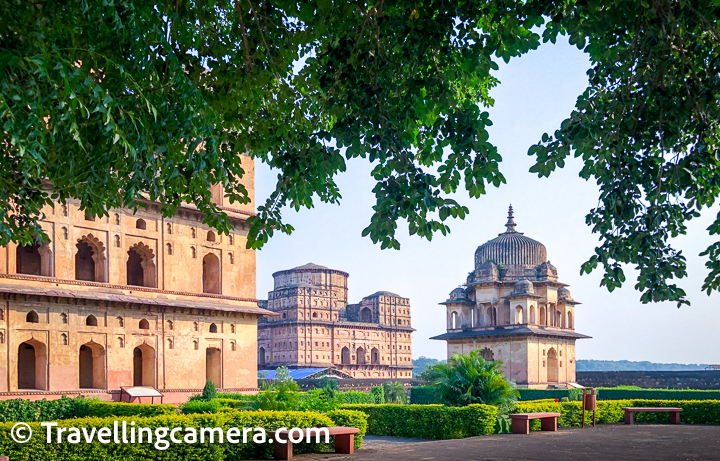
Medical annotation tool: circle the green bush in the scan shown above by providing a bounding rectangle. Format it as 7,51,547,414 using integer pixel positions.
599,389,720,401
341,404,497,439
181,400,221,414
215,392,255,401
0,396,93,422
201,380,218,401
214,398,254,410
410,387,436,404
85,401,177,418
0,409,364,461
515,399,720,429
336,390,375,405
371,386,385,404
325,410,368,449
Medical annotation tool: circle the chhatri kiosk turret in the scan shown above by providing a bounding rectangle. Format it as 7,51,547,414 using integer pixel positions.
431,206,590,388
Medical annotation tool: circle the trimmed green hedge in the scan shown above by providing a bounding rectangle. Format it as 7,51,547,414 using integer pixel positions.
517,388,720,402
341,404,497,439
335,390,376,405
598,389,720,401
0,409,368,460
0,398,177,422
409,387,435,404
85,401,177,418
516,399,720,429
325,410,367,449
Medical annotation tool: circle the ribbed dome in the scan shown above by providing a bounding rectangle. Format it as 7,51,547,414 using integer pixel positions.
474,206,547,269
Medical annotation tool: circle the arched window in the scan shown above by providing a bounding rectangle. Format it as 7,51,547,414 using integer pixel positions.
360,307,372,322
167,320,173,330
202,253,221,294
312,312,318,318
26,311,39,323
547,348,559,382
62,227,68,239
341,347,351,365
356,347,366,364
191,228,196,238
207,231,216,242
114,213,120,225
193,322,199,331
139,319,150,330
60,313,68,324
166,243,172,255
79,341,106,389
228,253,234,264
230,341,237,351
191,247,197,258
228,235,234,245
62,204,68,216
116,316,124,327
167,338,173,350
75,235,106,282
540,306,547,325
230,324,236,333
114,235,121,247
371,347,380,364
209,323,218,333
126,243,156,288
85,315,98,326
16,242,52,276
567,311,574,329
136,219,146,230
18,340,47,390
194,340,199,350
450,311,458,329
530,305,536,324
166,223,172,234
61,333,68,346
515,306,523,324
117,337,124,348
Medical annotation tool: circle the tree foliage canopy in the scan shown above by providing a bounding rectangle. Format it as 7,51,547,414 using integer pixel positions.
2,0,720,305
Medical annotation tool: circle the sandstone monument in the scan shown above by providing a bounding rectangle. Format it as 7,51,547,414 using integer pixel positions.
258,263,414,379
432,206,590,388
0,155,271,402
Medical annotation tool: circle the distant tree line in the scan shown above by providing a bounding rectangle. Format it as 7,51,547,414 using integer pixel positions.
412,357,709,376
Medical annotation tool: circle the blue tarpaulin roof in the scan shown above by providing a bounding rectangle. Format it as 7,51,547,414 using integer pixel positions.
258,368,332,380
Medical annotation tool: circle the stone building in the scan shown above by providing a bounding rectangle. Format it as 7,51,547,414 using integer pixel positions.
0,155,273,402
258,264,414,379
431,206,590,388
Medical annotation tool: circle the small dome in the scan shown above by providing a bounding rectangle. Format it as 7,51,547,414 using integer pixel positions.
449,287,468,301
558,287,572,300
514,278,534,294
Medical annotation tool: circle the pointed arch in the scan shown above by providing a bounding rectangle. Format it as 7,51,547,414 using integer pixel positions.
127,242,156,288
26,310,39,323
360,307,372,323
16,241,53,277
133,343,156,387
139,319,150,330
547,347,559,382
18,339,47,390
341,347,350,365
85,315,98,326
356,347,366,365
371,347,380,364
75,234,107,282
209,323,218,333
258,347,266,365
515,305,524,324
79,341,105,389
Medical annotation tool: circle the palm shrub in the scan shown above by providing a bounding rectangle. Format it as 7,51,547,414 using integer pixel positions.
432,350,518,410
371,386,385,404
383,381,407,404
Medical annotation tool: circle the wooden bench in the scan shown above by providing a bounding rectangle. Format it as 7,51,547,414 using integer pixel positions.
268,427,359,460
509,412,562,434
622,407,682,425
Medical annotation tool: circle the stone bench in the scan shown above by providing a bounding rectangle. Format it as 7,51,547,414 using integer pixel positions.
268,427,360,460
622,407,683,425
509,412,562,434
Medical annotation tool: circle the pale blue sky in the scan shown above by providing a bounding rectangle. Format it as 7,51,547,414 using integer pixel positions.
255,37,720,364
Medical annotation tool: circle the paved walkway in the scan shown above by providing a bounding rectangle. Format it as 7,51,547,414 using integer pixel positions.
298,424,720,461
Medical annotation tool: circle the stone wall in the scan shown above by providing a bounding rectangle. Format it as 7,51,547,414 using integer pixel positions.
577,371,720,390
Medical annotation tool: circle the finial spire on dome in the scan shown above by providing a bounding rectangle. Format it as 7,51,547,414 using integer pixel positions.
505,204,518,233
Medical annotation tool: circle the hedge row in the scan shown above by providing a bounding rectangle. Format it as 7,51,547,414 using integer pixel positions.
409,387,435,404
0,398,177,423
0,409,368,460
341,404,497,439
516,388,720,401
516,399,720,428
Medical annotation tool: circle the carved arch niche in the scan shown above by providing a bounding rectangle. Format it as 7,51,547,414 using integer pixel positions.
126,242,157,288
75,234,107,282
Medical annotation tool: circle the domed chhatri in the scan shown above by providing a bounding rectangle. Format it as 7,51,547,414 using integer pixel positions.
433,205,590,389
512,278,535,295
